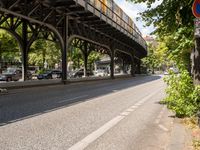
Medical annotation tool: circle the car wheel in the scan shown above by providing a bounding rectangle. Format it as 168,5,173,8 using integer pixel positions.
7,77,12,82
47,75,52,79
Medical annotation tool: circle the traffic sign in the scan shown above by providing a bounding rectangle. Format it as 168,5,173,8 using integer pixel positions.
192,0,200,18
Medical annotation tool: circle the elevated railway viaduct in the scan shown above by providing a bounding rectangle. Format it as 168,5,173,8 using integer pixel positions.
0,0,147,81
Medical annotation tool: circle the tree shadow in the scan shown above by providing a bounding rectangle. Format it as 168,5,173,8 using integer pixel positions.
0,76,161,126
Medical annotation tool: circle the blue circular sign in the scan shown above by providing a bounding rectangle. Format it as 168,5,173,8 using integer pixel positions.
193,0,200,18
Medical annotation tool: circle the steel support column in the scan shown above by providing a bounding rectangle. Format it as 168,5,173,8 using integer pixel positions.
131,58,135,77
83,42,88,77
22,20,28,81
62,15,68,82
110,49,115,79
122,59,126,74
137,59,141,74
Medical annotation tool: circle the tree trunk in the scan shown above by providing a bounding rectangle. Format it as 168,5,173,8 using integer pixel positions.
42,49,46,69
192,38,200,85
152,64,155,74
77,57,80,68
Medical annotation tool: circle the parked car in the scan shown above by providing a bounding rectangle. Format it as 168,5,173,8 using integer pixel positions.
69,68,93,78
28,66,40,74
164,67,179,75
37,70,62,80
28,66,40,80
164,71,169,75
0,68,32,82
94,69,108,77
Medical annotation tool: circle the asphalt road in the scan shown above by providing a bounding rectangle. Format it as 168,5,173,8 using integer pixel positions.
0,75,175,150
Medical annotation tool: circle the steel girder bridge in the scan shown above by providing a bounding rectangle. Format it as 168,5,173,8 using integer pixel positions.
0,0,147,82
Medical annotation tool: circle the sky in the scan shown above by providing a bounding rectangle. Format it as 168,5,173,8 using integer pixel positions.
114,0,162,36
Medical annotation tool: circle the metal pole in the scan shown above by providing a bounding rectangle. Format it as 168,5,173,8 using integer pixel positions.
22,20,28,81
62,15,68,82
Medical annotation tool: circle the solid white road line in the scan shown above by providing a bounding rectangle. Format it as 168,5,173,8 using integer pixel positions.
68,88,163,150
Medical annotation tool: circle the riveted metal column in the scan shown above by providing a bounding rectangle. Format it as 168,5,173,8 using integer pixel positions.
62,15,68,82
22,20,28,81
110,49,115,79
83,42,88,77
122,59,126,74
138,59,141,74
131,57,135,77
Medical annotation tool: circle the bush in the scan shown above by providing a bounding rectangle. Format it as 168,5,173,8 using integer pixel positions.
36,69,45,74
163,70,200,117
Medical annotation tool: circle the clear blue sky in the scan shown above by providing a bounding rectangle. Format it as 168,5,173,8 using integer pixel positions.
114,0,161,36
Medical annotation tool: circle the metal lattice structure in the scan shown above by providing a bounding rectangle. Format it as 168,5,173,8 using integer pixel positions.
0,0,147,81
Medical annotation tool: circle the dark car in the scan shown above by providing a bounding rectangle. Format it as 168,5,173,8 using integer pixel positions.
0,68,32,82
69,68,93,78
37,70,62,80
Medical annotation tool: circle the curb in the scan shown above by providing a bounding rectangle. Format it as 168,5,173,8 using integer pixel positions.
0,75,134,90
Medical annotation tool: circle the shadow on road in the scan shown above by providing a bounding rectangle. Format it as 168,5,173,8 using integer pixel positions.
0,75,161,126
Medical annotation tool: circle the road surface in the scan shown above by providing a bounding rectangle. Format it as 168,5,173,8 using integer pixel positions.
0,76,176,150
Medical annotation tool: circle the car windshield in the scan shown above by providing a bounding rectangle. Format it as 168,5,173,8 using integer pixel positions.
3,68,17,74
97,70,104,73
44,70,51,74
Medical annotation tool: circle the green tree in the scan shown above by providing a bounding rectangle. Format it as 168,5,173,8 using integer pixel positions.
88,51,101,70
71,47,84,69
0,30,20,64
29,39,61,69
142,42,169,74
142,43,157,74
130,0,197,83
129,0,200,117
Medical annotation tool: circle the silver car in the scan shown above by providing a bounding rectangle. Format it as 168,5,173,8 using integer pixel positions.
0,68,31,82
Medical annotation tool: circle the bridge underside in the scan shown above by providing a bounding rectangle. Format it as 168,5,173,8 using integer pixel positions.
0,0,147,81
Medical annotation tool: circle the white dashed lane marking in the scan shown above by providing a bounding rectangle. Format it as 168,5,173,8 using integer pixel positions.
155,106,165,124
158,124,169,132
68,88,162,150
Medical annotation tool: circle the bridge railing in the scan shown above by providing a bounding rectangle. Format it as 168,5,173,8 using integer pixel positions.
86,0,147,50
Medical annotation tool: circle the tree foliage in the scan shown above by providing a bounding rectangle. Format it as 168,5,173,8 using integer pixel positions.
142,43,158,73
0,30,20,62
142,40,172,73
163,70,200,117
130,0,194,69
129,0,200,116
29,39,61,68
130,0,194,35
